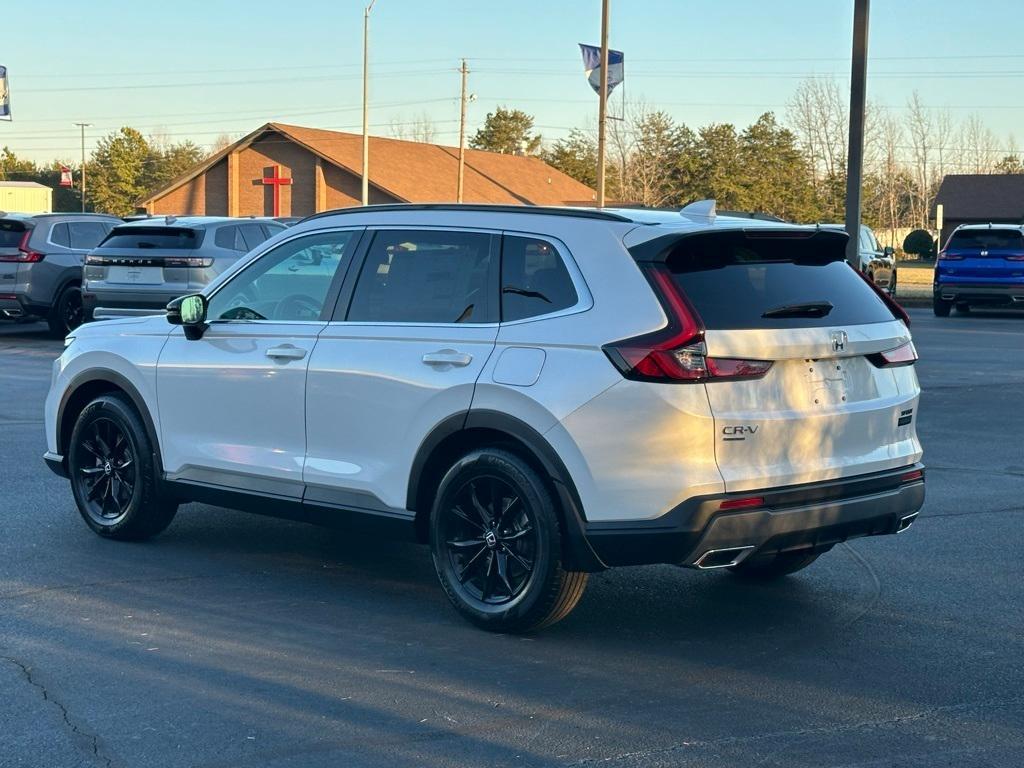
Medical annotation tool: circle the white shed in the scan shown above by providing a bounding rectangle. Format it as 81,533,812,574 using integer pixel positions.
0,181,53,214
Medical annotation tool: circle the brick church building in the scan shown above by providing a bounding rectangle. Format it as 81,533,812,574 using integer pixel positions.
139,122,596,216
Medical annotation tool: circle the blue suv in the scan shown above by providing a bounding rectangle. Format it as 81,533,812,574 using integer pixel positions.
934,225,1024,316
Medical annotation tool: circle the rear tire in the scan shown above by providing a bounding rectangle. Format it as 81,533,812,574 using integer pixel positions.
429,448,587,633
933,296,952,317
68,393,177,541
729,550,822,581
955,302,971,315
48,284,84,337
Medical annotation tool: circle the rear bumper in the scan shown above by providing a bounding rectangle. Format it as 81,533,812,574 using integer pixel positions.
0,293,49,319
583,464,925,569
934,283,1024,305
83,290,179,320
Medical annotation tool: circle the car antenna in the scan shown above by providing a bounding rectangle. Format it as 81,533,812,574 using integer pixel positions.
165,215,177,225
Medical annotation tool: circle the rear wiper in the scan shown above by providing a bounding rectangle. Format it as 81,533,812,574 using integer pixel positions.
762,301,834,319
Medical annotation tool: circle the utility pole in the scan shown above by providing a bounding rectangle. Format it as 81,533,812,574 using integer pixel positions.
844,0,869,265
74,122,91,212
361,0,377,206
596,0,610,207
457,59,469,203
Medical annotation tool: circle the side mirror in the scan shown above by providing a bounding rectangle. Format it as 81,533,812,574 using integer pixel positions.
883,246,895,257
166,294,208,340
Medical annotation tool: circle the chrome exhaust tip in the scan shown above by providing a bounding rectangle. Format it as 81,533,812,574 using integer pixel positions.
1,309,25,319
694,545,756,569
897,511,919,533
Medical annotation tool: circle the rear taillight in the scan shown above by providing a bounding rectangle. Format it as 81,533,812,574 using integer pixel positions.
867,341,918,368
900,468,924,483
1006,254,1024,262
719,496,765,511
602,265,773,383
164,257,214,268
854,266,910,327
938,251,964,261
0,230,44,263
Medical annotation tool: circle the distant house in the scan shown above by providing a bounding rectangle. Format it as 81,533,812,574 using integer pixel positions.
139,122,596,216
933,174,1024,247
0,181,52,214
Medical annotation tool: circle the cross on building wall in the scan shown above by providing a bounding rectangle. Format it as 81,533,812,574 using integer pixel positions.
260,164,293,217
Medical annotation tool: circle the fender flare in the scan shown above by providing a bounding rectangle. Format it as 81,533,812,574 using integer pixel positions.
407,409,606,572
57,368,164,475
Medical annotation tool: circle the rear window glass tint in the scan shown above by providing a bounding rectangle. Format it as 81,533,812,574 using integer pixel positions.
99,227,201,250
948,230,1024,250
50,223,71,248
664,232,894,329
239,223,268,251
501,236,578,321
214,225,241,250
0,219,27,247
68,222,109,249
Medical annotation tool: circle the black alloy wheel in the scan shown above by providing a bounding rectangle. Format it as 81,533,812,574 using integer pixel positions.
430,449,588,632
68,393,178,540
73,416,137,527
441,476,538,606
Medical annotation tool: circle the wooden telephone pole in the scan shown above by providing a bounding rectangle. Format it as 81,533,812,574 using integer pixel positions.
457,59,469,203
596,0,610,207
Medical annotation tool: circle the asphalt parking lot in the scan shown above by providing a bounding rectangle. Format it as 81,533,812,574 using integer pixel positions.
1,309,1022,768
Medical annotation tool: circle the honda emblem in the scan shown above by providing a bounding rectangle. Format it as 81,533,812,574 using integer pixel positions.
830,330,848,352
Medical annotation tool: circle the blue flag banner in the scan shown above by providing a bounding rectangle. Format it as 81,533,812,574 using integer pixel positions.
0,66,10,120
578,44,624,96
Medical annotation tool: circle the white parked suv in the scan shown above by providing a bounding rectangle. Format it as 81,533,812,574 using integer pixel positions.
43,203,925,632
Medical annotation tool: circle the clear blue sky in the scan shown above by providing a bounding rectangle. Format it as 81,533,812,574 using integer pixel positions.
4,0,1024,164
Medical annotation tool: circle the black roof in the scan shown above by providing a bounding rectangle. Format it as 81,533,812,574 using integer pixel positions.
934,174,1024,221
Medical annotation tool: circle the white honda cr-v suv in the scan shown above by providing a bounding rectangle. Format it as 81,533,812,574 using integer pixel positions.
44,202,925,632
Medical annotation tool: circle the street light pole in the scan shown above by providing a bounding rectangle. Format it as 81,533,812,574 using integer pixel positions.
596,0,610,207
361,0,377,206
457,59,469,203
73,122,91,212
845,0,870,265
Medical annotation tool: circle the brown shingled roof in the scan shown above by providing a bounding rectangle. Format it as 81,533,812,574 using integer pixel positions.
934,174,1024,221
140,122,595,208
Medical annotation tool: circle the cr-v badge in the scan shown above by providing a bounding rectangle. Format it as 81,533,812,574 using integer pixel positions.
723,425,758,441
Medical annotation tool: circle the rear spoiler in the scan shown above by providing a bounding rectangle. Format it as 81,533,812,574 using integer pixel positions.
627,228,849,263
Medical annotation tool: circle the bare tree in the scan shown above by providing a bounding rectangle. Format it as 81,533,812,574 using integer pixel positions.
389,112,437,144
961,113,1001,174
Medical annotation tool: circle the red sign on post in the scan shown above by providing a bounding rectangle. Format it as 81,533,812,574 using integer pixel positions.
59,166,73,187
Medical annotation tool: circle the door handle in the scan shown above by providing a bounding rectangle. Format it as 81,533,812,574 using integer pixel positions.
422,349,473,367
266,344,307,361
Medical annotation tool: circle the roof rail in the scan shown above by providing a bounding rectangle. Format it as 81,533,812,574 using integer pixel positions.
300,203,634,224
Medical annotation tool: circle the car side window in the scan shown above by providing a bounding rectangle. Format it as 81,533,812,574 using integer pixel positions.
214,225,240,251
50,223,71,248
68,222,108,250
346,229,497,324
501,235,578,322
207,231,356,323
239,223,268,251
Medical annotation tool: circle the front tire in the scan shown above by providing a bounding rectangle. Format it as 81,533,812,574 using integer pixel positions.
48,284,84,337
429,449,587,632
729,550,822,581
68,393,177,541
888,270,898,298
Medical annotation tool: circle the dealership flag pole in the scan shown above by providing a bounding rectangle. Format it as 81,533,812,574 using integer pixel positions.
844,0,870,265
596,0,610,207
74,122,91,212
361,0,377,206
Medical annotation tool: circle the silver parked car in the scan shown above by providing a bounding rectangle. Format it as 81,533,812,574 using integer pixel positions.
83,216,287,320
0,212,120,335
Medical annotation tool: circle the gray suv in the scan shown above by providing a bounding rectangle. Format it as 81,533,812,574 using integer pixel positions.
83,216,286,320
0,212,120,335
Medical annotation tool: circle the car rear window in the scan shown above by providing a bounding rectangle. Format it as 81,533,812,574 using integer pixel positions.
99,226,201,250
661,231,895,329
0,219,27,247
947,230,1024,250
